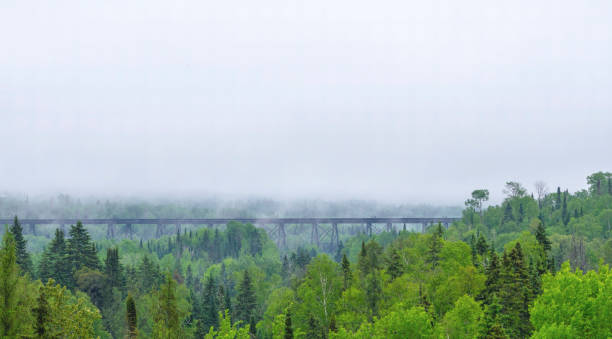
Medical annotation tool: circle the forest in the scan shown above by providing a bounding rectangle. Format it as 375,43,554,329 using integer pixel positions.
1,171,612,338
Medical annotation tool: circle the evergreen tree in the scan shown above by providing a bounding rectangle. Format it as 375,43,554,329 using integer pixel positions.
202,275,219,330
480,250,500,304
555,187,561,209
534,220,553,272
33,286,49,338
284,309,293,339
502,203,514,223
365,273,382,319
235,270,256,326
67,221,100,274
479,296,508,339
105,247,126,293
498,243,532,338
9,216,32,275
426,225,444,268
38,229,71,287
387,248,403,280
476,233,488,256
518,203,524,223
357,241,368,275
562,191,569,225
0,230,22,337
341,253,352,290
126,294,138,338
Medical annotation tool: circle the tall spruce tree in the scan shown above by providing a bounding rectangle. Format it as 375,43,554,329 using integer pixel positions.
235,270,256,326
562,191,569,225
480,250,500,305
126,294,138,338
67,221,100,273
387,248,403,280
105,247,126,293
284,308,293,339
341,253,352,290
38,229,71,288
498,243,532,338
426,225,444,268
9,216,32,275
202,275,219,330
33,286,50,338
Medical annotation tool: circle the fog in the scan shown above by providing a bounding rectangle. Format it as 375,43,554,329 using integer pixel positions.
2,0,611,204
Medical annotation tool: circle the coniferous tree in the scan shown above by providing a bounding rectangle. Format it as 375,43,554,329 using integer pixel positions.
480,250,500,304
498,243,532,338
479,296,508,339
329,313,337,333
534,220,553,272
33,286,49,338
105,247,126,293
518,203,525,223
126,294,138,338
39,229,71,287
9,216,32,275
357,241,368,275
284,309,293,339
387,248,403,280
67,221,100,273
202,275,219,330
235,270,256,326
502,203,514,223
0,230,21,337
555,187,562,209
341,253,352,290
562,191,569,225
426,225,443,268
476,233,488,256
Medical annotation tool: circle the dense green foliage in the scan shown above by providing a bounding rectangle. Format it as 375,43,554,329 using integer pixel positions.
1,171,611,338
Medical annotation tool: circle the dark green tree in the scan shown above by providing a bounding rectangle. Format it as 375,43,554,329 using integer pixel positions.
9,216,32,275
562,191,569,225
426,225,444,268
38,229,71,288
235,270,256,326
476,233,488,256
555,187,562,209
105,247,126,293
502,203,514,223
202,275,219,330
479,250,500,305
67,221,100,273
33,286,50,338
387,248,403,280
341,254,352,290
284,308,293,339
126,294,138,338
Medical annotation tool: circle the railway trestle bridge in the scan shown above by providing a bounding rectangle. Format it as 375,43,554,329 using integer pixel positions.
0,217,460,250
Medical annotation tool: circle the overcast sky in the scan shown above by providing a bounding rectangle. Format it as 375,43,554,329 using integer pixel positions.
1,0,611,204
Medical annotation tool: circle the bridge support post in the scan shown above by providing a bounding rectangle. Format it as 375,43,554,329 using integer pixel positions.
331,223,339,249
278,223,286,249
311,223,319,247
107,223,116,238
29,224,37,236
386,222,392,233
156,223,164,238
126,223,133,239
421,222,427,233
176,224,181,234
